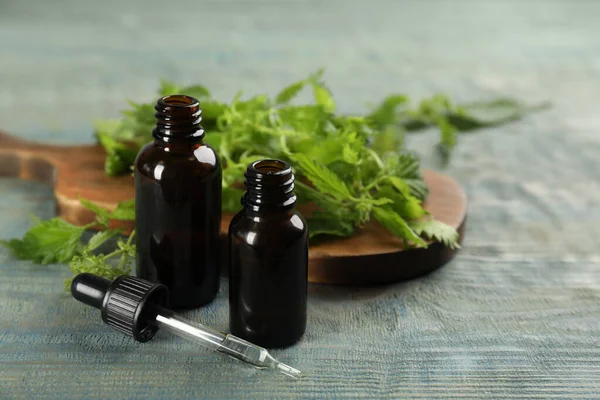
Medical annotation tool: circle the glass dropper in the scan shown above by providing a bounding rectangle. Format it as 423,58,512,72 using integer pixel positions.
153,306,300,377
70,273,301,379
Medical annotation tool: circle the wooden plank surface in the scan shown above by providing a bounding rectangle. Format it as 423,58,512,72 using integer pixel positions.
1,0,600,398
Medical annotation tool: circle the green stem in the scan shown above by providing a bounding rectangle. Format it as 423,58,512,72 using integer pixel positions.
116,229,136,271
102,229,136,262
366,148,384,169
102,248,127,261
126,229,136,246
364,175,388,191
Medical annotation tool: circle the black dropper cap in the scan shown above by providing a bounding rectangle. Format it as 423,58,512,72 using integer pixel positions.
71,273,169,342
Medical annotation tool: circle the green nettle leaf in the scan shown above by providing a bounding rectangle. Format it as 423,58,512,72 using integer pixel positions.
449,98,550,131
275,80,306,105
108,200,136,221
410,219,460,249
437,118,458,162
372,206,426,248
0,218,86,264
392,153,429,201
292,154,353,201
342,145,359,164
97,133,139,176
307,211,354,239
312,83,335,113
85,230,123,253
199,100,228,123
80,197,110,226
368,94,409,127
385,176,412,198
81,198,135,223
438,118,457,150
395,196,426,220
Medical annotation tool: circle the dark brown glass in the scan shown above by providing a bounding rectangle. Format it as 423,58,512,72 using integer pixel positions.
134,95,222,310
228,159,308,348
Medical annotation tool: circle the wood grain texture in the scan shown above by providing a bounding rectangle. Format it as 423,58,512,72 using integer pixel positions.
1,0,600,398
0,130,467,285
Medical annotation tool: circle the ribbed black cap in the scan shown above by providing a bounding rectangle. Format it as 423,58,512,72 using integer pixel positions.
71,273,169,343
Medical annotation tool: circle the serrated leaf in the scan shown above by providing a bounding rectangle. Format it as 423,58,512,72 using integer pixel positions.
85,230,122,253
293,154,353,201
312,83,335,113
375,185,424,220
109,200,136,221
80,197,110,226
410,219,460,249
368,94,409,127
275,80,306,105
396,196,426,220
342,144,359,164
201,100,229,122
123,102,156,126
392,153,429,201
386,176,411,197
0,218,85,264
97,133,139,176
449,99,550,130
307,212,354,239
372,206,426,247
81,198,135,222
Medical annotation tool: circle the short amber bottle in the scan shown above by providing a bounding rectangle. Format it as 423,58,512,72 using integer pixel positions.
134,95,222,309
228,159,308,348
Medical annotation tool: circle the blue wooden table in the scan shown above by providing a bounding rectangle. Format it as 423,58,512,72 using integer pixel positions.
2,0,600,398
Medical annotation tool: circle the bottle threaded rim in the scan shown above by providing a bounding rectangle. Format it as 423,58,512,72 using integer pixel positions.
243,159,296,210
153,95,204,141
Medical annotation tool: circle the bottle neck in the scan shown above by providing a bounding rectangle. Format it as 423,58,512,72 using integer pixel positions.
152,95,205,144
243,160,297,213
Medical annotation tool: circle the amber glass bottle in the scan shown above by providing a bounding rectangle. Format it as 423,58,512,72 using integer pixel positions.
228,159,308,348
134,95,222,310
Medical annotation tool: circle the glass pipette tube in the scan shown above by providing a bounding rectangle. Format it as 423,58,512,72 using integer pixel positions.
154,307,302,378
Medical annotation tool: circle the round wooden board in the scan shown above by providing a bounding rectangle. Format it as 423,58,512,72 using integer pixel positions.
0,130,467,285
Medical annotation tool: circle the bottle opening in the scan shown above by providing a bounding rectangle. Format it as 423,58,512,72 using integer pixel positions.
159,95,199,108
251,159,291,176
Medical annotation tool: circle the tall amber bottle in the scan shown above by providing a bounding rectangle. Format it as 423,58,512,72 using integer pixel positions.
134,95,221,309
229,159,308,348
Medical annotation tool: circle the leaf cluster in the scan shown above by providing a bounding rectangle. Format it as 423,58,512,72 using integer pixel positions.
92,70,546,246
1,201,136,289
2,71,546,277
